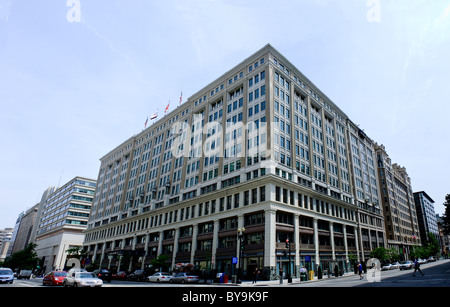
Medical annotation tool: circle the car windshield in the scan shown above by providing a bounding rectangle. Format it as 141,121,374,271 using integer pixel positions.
54,272,67,277
0,269,13,275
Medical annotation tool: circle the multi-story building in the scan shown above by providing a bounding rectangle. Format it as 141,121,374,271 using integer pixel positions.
11,204,39,254
375,144,420,259
83,44,385,280
0,228,13,262
347,122,385,260
414,191,439,245
34,177,96,273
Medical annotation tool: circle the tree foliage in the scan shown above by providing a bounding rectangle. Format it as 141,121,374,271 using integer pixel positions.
369,247,400,262
2,243,40,271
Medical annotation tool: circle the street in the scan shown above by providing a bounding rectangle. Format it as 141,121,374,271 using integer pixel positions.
2,259,450,288
290,258,450,287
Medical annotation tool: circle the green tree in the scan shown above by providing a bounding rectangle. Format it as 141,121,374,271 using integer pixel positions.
3,243,40,271
426,232,440,257
151,254,169,271
386,248,400,262
369,247,388,262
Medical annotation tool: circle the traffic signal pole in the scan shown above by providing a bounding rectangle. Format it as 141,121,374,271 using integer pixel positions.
286,239,292,283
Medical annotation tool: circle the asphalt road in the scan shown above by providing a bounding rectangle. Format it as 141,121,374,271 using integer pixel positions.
3,259,450,288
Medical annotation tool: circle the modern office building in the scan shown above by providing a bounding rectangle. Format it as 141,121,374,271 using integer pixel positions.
34,177,96,273
83,44,386,280
414,191,439,244
375,144,421,259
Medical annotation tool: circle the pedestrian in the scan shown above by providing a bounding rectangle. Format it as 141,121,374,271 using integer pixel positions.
300,266,307,281
279,269,284,284
358,262,363,280
413,259,424,277
252,268,259,284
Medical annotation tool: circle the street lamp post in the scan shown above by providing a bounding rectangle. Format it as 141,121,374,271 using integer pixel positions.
237,227,245,284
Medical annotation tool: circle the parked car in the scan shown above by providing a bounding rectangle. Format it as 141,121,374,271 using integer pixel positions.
381,263,393,271
17,270,32,280
391,262,400,269
399,261,413,270
63,271,103,287
148,272,173,283
170,272,199,284
113,271,128,280
418,258,427,264
93,269,112,283
42,271,68,286
428,256,436,262
128,269,148,282
0,268,14,284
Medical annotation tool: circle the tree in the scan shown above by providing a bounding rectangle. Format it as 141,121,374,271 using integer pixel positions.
386,248,400,262
426,232,440,257
442,194,450,235
151,254,168,271
369,247,388,262
3,243,40,271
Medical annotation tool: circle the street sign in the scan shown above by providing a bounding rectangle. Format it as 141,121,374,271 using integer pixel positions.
305,255,311,262
232,257,238,264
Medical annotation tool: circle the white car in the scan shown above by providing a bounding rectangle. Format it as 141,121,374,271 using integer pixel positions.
381,263,393,271
63,272,103,287
148,272,173,283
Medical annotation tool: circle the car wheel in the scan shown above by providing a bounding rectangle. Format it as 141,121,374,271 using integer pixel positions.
169,279,174,284
181,279,185,284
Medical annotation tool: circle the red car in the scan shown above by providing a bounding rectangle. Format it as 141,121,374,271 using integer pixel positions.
42,271,68,286
112,271,127,280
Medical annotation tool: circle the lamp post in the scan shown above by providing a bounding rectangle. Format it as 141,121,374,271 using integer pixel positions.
237,227,245,284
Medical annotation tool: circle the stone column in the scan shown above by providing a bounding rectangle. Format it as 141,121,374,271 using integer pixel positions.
264,209,277,280
313,218,320,267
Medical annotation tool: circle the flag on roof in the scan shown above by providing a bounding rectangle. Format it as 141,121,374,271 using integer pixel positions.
165,101,170,114
150,112,158,120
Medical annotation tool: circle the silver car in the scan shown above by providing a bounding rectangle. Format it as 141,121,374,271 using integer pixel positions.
148,272,173,283
63,272,103,287
399,261,413,270
170,272,199,284
0,268,14,284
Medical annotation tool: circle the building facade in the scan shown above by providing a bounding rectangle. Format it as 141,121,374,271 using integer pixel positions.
11,204,39,254
347,122,385,260
35,177,96,273
0,228,13,262
375,144,421,260
414,191,439,244
83,44,386,280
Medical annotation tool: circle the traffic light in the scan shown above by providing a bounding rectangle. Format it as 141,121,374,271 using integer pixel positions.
285,239,290,249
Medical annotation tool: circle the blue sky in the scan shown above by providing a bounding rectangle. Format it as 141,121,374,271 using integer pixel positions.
1,0,449,229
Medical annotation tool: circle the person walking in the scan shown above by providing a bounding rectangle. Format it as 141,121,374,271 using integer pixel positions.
358,262,363,280
413,259,424,277
252,268,259,284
